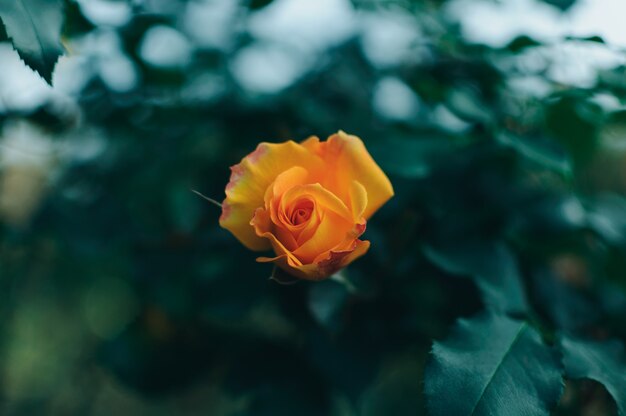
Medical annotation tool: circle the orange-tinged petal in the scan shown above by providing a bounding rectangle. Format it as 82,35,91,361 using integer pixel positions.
292,210,352,264
318,239,370,276
296,208,322,245
280,183,352,221
269,166,310,201
302,131,394,220
250,206,271,235
258,239,370,280
300,135,321,149
251,208,300,263
265,166,310,226
220,141,324,251
349,180,368,220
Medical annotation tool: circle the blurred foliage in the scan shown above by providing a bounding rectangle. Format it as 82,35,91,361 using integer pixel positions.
0,0,64,84
0,0,626,414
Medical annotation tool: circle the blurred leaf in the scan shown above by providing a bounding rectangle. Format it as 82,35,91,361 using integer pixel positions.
100,316,216,395
423,240,528,314
560,336,626,415
226,341,331,416
509,195,587,245
360,353,425,416
506,35,542,52
599,66,626,93
564,35,605,44
530,268,600,331
447,88,493,125
0,17,6,41
370,133,456,179
0,0,65,84
425,312,563,416
497,133,572,177
61,0,94,37
542,0,577,11
308,279,350,331
545,95,602,167
248,0,275,10
600,110,626,150
585,194,626,245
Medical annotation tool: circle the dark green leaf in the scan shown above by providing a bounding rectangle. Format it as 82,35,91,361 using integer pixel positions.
0,19,6,41
0,0,65,84
564,35,605,43
545,95,602,167
423,240,528,314
506,35,541,52
425,312,563,416
497,133,572,177
560,336,626,416
447,88,494,125
249,0,275,10
542,0,577,11
360,354,425,416
308,278,349,331
586,194,626,245
530,268,600,331
370,133,456,179
599,66,626,93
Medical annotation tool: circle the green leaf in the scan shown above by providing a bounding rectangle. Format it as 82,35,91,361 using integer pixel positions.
446,88,494,125
249,0,275,10
564,34,605,44
308,278,349,331
360,354,425,416
560,336,626,416
542,0,577,11
369,133,456,179
425,312,563,416
497,133,572,178
530,268,600,331
586,194,626,245
0,19,6,41
506,35,541,52
423,240,528,314
0,0,65,84
545,95,602,167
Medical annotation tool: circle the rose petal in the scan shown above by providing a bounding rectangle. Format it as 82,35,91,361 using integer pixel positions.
302,131,394,220
349,180,368,220
220,141,324,251
258,239,370,281
280,183,352,221
265,166,310,227
317,239,370,277
251,207,300,263
292,210,352,264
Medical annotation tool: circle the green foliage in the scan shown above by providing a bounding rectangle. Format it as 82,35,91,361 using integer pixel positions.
248,0,276,10
425,312,563,416
423,240,528,314
545,94,602,168
542,0,577,11
560,336,626,415
0,0,65,84
0,0,625,414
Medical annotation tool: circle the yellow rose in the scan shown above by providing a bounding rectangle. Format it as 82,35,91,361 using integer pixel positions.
219,131,394,280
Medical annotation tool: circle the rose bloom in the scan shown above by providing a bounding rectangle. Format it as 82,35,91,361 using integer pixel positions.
219,131,394,280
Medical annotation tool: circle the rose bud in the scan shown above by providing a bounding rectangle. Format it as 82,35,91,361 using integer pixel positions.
219,131,394,280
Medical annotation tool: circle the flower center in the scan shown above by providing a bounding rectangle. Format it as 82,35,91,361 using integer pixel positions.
289,200,314,226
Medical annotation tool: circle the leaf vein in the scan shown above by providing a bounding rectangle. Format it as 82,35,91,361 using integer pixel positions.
468,322,528,416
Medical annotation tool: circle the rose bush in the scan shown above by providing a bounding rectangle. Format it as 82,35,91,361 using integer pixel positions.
219,131,394,280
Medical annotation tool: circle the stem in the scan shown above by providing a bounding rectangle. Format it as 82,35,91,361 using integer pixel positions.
191,189,222,208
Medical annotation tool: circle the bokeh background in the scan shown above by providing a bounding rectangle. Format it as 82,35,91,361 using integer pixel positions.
1,0,626,414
